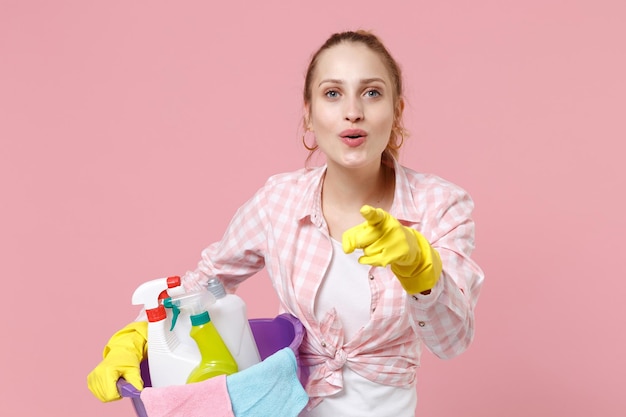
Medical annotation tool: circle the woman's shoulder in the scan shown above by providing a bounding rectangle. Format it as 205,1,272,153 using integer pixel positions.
400,165,465,192
398,164,473,208
244,166,323,215
263,166,324,189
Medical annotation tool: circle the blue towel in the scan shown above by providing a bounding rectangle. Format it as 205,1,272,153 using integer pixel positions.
226,347,309,417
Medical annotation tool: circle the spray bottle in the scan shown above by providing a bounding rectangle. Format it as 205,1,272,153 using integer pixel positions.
205,277,261,370
164,276,197,356
132,278,200,387
164,290,239,383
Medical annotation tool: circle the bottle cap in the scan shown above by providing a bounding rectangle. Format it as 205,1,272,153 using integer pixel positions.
191,311,211,326
206,278,226,299
146,305,167,322
167,276,181,288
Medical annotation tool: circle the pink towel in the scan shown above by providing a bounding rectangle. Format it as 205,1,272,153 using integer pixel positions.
140,374,234,417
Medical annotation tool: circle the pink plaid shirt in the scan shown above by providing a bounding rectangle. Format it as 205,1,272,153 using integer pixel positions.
183,159,484,405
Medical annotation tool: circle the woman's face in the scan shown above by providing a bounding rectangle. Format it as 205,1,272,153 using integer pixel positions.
305,42,396,171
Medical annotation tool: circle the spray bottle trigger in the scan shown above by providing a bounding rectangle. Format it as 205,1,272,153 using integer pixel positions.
162,298,180,331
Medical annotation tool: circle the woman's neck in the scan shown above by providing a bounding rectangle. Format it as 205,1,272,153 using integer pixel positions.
320,158,395,239
322,159,394,213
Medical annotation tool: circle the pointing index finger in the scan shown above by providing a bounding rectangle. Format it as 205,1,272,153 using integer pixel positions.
360,205,385,226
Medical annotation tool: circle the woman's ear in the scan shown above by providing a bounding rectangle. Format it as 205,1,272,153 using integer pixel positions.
395,98,405,120
303,103,313,131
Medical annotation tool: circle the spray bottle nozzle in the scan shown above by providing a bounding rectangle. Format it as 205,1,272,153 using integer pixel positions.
162,297,180,331
163,290,216,331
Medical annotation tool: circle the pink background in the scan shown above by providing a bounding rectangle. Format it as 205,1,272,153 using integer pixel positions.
1,1,625,416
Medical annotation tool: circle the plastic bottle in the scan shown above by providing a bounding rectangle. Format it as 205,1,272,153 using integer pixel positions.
164,276,197,357
132,278,200,387
165,290,239,383
205,277,261,370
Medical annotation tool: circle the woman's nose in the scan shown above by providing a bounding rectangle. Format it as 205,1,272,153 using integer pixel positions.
344,97,364,122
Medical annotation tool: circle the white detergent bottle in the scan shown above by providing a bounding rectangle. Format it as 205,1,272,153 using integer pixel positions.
205,277,261,370
132,278,201,387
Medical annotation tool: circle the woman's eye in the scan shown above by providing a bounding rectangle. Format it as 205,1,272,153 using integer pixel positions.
366,89,381,98
325,90,339,98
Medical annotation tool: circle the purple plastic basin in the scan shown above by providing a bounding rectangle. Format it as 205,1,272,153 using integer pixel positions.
117,313,304,417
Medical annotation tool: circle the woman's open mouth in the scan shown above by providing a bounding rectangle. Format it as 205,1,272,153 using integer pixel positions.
340,129,367,147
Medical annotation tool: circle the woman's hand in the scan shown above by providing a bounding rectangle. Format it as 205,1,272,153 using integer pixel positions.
87,321,148,402
342,205,442,294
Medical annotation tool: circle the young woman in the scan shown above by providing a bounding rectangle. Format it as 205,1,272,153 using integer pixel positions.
88,30,484,416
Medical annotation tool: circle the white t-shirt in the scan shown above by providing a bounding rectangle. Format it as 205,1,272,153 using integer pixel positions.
301,239,417,417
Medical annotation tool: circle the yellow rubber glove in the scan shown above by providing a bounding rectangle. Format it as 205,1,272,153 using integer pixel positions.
342,205,443,294
87,321,148,402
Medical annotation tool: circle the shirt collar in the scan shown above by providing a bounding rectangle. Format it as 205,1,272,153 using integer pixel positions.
389,157,422,226
295,158,422,227
295,165,326,227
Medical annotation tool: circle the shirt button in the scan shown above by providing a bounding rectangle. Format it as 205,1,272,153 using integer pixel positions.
321,341,326,347
369,274,374,280
372,307,376,312
418,321,426,327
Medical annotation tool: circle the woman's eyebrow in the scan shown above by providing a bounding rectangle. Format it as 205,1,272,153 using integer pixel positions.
360,77,387,85
318,78,343,87
318,77,387,87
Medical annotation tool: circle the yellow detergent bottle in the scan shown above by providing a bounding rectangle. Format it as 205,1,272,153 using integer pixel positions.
165,290,238,383
187,310,239,382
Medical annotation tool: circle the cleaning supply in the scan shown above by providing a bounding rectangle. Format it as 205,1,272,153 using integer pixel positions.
165,290,239,383
205,277,261,370
140,375,235,417
164,276,196,357
140,348,308,417
117,313,307,417
132,278,200,387
342,205,442,294
87,321,148,402
226,347,309,417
